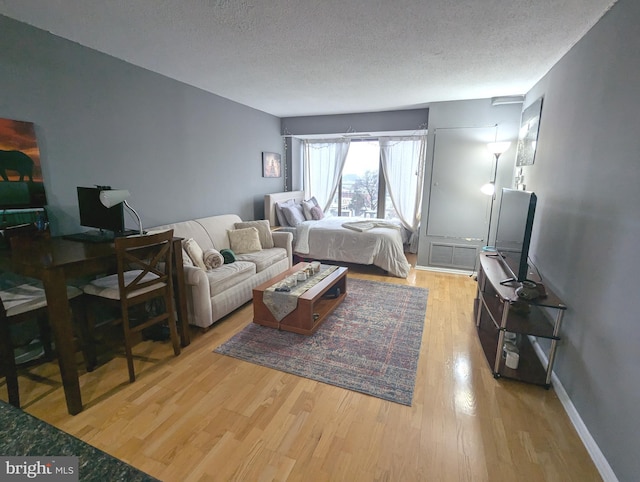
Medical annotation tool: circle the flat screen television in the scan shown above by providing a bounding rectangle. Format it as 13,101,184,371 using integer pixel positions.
493,188,537,284
76,186,125,235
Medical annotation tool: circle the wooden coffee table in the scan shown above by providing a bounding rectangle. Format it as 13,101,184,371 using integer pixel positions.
252,262,348,335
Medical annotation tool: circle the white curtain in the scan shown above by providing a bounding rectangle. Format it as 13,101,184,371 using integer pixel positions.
380,135,427,251
303,139,351,212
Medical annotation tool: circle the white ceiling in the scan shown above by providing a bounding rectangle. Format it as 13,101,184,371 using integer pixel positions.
0,0,617,117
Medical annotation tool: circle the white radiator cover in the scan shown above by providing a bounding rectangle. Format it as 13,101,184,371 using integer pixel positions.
428,242,478,270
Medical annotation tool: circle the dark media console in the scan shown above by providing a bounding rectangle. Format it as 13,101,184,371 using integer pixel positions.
474,252,567,388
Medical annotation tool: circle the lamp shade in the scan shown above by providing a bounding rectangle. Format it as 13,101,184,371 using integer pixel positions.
99,189,130,208
487,141,511,156
481,182,496,196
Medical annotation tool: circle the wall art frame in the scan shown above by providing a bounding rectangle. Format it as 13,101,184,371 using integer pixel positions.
0,117,48,208
262,152,282,178
515,97,544,167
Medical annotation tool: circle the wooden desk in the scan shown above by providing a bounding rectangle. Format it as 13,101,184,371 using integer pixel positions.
1,237,190,415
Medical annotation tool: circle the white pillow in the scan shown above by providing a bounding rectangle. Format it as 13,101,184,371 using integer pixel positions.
302,199,316,220
228,227,262,254
181,248,194,267
282,202,306,226
275,198,298,227
235,220,274,249
182,238,207,270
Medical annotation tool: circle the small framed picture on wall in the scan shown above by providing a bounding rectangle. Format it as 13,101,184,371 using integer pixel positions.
515,97,543,167
262,152,281,178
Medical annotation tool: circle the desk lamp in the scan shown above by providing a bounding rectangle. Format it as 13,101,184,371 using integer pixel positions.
99,189,144,236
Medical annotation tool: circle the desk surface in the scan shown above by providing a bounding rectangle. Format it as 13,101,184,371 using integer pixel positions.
6,237,117,269
0,401,159,481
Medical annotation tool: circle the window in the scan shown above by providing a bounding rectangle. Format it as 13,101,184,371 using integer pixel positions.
303,134,426,247
329,140,400,220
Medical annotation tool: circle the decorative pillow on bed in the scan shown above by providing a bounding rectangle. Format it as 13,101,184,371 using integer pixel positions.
182,238,207,271
275,199,296,227
234,220,274,249
228,227,263,254
302,197,320,220
282,202,306,226
310,205,325,220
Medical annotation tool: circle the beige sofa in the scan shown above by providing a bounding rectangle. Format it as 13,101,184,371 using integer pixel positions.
150,214,292,329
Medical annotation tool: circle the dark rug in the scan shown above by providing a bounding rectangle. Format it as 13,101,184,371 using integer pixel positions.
214,278,429,406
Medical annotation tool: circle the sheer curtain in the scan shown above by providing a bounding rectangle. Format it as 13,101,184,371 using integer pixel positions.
303,139,351,211
379,135,427,252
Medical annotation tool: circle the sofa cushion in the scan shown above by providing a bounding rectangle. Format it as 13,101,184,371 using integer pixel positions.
234,220,274,249
228,227,262,254
236,247,288,273
205,261,256,297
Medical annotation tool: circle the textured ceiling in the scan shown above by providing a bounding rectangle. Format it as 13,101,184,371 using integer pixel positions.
0,0,617,117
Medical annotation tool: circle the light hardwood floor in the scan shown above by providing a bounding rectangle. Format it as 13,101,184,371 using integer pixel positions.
2,256,602,481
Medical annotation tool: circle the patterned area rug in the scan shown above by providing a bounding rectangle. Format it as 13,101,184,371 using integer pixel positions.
214,278,429,406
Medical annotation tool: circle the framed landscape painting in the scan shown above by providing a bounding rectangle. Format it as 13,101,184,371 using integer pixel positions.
0,117,47,208
262,152,282,178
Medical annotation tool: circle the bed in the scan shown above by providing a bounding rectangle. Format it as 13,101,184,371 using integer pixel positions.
264,191,411,278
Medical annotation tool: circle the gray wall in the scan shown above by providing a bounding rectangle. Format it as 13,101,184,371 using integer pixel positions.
0,15,285,235
518,1,639,480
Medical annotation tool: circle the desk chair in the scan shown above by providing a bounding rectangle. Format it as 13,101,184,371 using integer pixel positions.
0,279,84,408
82,230,180,383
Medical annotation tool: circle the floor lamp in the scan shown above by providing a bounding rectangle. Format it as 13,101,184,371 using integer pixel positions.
99,189,144,236
482,141,511,250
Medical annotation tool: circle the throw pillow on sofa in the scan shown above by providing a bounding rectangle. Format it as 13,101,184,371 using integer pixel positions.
228,227,262,254
183,238,208,270
234,220,274,249
220,248,236,264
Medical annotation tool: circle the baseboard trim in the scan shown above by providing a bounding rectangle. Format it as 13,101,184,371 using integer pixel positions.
415,265,474,276
531,338,619,482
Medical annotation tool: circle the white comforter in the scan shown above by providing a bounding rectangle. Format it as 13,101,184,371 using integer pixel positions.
293,216,411,278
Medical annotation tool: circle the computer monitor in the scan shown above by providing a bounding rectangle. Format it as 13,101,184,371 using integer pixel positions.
77,186,125,234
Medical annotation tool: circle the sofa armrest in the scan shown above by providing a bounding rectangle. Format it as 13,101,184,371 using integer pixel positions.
182,265,207,286
272,231,293,267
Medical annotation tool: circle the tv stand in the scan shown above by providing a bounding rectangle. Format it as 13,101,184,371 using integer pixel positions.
474,252,567,388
